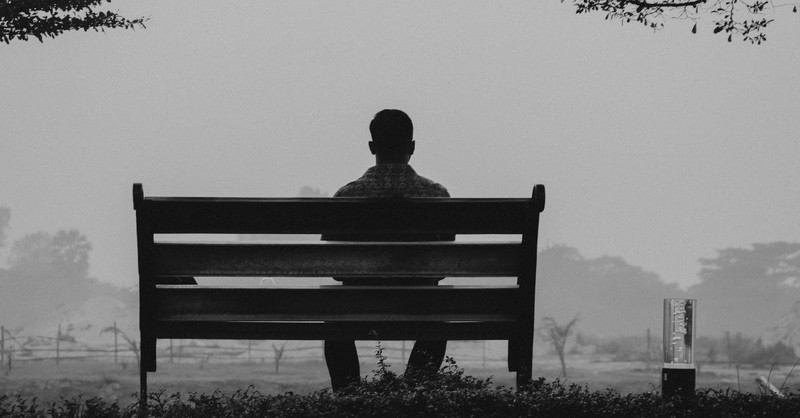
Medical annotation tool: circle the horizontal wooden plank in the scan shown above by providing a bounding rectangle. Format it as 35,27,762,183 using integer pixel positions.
136,197,540,234
150,242,523,277
153,286,523,321
152,320,520,341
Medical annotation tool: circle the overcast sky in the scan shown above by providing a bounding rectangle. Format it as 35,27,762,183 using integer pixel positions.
2,0,798,290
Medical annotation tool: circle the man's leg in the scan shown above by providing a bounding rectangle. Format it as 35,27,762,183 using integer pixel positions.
407,340,447,373
324,340,360,391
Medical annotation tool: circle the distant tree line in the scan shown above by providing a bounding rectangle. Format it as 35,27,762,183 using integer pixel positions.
569,330,799,366
536,242,800,339
2,201,798,357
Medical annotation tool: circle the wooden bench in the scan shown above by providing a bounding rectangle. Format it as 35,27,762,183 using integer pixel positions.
133,183,545,400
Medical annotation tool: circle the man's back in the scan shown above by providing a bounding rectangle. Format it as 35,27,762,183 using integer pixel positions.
323,163,453,285
333,164,448,199
323,109,451,390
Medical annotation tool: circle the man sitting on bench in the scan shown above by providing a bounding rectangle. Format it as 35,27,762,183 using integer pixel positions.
322,109,454,391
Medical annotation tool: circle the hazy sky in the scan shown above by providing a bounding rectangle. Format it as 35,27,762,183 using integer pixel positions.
2,1,798,290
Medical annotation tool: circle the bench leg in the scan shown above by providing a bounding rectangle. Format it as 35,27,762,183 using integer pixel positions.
139,334,155,417
516,364,532,388
507,338,519,372
139,365,147,417
509,333,534,388
142,335,157,372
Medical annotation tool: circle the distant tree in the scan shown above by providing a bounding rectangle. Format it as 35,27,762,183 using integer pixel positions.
272,342,287,374
101,324,140,370
696,336,720,363
746,340,798,366
725,331,756,364
700,242,800,287
0,206,9,249
0,229,93,327
297,186,328,197
8,231,53,272
539,315,579,377
563,0,797,44
1,0,147,44
690,242,800,337
50,229,91,278
8,229,91,279
4,229,93,312
593,334,661,362
536,244,686,337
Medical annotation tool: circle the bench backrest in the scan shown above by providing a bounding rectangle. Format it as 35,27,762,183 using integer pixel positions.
133,183,545,342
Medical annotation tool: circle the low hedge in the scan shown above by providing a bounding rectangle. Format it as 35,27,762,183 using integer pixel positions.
2,358,799,417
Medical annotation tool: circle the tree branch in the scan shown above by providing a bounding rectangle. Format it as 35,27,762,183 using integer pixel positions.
622,0,708,7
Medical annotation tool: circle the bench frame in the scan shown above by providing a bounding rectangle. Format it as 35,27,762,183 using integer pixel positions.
133,183,545,404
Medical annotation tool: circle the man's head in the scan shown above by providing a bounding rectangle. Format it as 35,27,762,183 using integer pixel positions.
368,109,415,164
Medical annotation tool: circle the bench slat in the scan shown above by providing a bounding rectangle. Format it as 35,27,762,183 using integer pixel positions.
151,242,523,277
153,286,522,321
153,320,518,341
138,198,535,234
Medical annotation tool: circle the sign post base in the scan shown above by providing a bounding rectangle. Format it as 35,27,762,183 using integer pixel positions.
662,367,695,398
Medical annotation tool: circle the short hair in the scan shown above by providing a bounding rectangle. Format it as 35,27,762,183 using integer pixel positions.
369,109,413,144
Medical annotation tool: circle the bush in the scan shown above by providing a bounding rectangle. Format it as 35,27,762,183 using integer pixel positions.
3,357,800,417
746,341,799,367
696,334,798,366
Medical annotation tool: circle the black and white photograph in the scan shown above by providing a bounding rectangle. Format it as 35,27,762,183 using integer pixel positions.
2,1,799,416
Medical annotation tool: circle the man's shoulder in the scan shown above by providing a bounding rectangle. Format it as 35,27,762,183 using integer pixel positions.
333,180,369,197
412,175,450,197
333,164,449,198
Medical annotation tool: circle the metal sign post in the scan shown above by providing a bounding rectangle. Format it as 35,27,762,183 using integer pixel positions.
662,299,696,397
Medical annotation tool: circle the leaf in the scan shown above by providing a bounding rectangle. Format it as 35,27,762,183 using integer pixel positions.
714,26,724,34
692,23,697,34
728,34,733,42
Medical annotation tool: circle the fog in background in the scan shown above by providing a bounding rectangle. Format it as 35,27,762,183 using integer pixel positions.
2,1,800,341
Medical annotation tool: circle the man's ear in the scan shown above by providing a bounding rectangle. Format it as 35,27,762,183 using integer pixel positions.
368,141,377,155
408,141,415,155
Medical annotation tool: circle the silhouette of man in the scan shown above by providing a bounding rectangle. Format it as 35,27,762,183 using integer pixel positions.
322,109,452,391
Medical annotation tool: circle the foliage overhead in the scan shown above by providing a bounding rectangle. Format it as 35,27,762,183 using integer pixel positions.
3,1,796,44
563,0,798,44
0,0,147,44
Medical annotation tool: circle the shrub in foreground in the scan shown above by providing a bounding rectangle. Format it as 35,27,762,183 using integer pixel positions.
2,358,800,417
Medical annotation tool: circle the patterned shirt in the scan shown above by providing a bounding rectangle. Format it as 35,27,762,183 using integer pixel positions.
333,164,449,198
326,163,451,285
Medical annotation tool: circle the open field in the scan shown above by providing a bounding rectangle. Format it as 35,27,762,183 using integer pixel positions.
2,353,798,408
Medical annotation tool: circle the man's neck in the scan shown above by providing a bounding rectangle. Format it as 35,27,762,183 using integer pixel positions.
374,155,411,165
